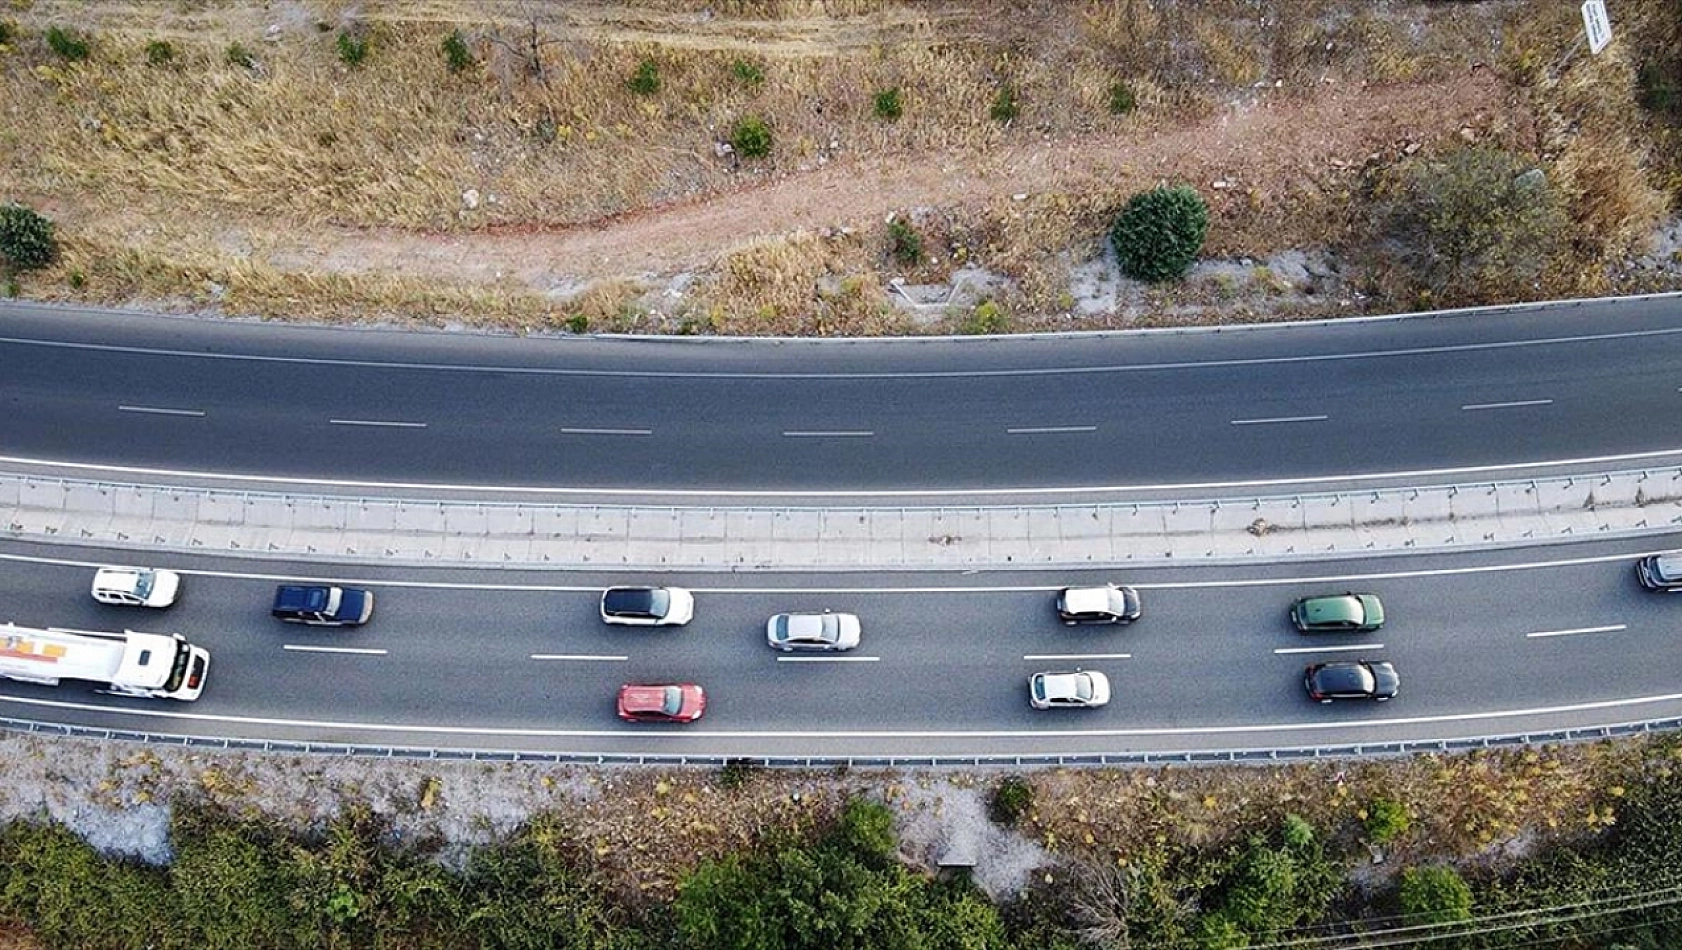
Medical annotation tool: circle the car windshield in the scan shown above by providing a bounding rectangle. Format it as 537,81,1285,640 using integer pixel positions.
660,686,684,716
131,572,155,598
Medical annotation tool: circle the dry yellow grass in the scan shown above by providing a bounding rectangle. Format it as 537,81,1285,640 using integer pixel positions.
0,1,1676,332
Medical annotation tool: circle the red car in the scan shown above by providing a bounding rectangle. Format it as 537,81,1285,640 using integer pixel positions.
616,683,706,722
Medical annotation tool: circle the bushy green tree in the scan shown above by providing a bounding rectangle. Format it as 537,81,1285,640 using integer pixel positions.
0,203,58,271
1110,185,1209,282
1399,865,1473,926
442,29,473,72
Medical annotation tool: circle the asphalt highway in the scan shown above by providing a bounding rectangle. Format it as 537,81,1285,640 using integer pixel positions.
3,536,1678,759
4,298,1682,493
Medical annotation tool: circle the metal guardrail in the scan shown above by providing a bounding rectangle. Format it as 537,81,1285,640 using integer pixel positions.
5,714,1679,768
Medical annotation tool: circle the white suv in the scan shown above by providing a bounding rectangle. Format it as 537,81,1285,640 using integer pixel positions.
91,567,182,608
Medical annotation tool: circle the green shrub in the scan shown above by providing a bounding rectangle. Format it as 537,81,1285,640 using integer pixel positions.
1108,80,1137,115
629,57,661,95
226,42,256,69
731,58,764,86
873,86,903,120
144,39,174,65
46,25,89,61
566,313,589,334
730,115,772,158
965,299,1010,334
1109,184,1210,282
887,217,922,266
3,278,18,297
1364,798,1412,844
989,775,1034,824
337,30,369,68
1371,146,1566,303
1399,865,1473,926
0,20,15,46
718,758,761,789
834,797,897,863
989,84,1019,123
442,29,472,73
0,203,58,272
67,270,85,289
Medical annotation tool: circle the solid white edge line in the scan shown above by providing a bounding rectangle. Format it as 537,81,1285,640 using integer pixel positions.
775,656,880,662
282,645,387,656
117,406,204,417
328,419,428,428
8,446,1682,497
0,547,1667,594
1273,644,1383,655
1229,415,1329,426
6,689,1682,739
1461,399,1555,411
1525,624,1627,639
1022,653,1132,661
529,654,629,661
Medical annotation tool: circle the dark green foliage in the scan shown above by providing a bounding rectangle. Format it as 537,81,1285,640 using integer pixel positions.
629,57,661,96
719,758,762,789
0,822,175,949
1109,185,1210,282
0,20,17,46
1364,798,1411,844
1107,80,1137,115
989,775,1034,826
442,29,473,73
1369,146,1566,304
46,26,89,61
0,203,59,272
68,270,85,289
145,39,174,66
731,116,773,158
336,30,369,68
1198,816,1344,944
887,216,923,266
1399,865,1473,926
732,58,765,86
461,816,636,949
1639,58,1680,115
989,84,1019,123
567,313,589,334
226,42,256,70
674,797,1008,950
3,278,17,297
873,87,903,121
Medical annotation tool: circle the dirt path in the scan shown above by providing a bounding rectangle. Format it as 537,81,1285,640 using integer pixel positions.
253,74,1507,293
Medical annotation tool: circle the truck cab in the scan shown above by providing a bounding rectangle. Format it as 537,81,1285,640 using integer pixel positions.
271,585,374,626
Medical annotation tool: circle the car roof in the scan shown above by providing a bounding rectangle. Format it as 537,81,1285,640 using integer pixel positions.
1061,587,1118,614
604,587,660,613
1312,662,1375,693
1654,556,1682,581
1037,671,1091,700
94,568,143,592
1299,594,1365,625
619,684,677,712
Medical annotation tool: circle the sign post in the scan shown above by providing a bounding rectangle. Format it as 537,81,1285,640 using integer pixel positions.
1582,0,1613,55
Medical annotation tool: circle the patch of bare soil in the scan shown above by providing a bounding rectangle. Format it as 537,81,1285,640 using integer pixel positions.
232,74,1511,293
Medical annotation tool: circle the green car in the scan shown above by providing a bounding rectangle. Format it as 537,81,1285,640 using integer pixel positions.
1290,592,1384,633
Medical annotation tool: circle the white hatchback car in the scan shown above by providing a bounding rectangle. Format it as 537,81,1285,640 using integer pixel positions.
1028,670,1111,709
91,567,182,608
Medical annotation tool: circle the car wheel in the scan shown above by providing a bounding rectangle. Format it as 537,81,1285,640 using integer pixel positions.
1376,696,1391,702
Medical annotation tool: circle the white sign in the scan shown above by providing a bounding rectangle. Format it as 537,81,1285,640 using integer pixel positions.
1582,0,1613,54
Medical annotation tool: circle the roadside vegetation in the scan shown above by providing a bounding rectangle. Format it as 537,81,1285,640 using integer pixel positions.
0,1,1676,332
1,737,1681,947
